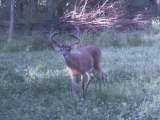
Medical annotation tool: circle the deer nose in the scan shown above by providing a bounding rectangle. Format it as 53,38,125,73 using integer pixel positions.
62,53,67,57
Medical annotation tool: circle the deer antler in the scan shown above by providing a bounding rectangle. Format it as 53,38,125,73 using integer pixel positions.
69,26,81,46
49,32,61,49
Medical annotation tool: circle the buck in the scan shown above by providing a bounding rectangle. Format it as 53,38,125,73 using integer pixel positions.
49,31,106,97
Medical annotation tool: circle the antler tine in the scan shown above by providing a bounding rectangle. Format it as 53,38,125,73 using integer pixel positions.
69,33,81,40
49,32,58,41
69,26,81,45
49,32,61,48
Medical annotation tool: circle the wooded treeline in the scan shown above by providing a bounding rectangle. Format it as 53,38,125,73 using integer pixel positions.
0,0,160,33
0,0,63,33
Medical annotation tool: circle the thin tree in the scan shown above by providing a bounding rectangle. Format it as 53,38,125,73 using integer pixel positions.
156,0,160,16
8,0,15,42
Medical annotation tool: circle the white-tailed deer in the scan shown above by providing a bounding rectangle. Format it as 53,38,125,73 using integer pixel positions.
49,31,107,97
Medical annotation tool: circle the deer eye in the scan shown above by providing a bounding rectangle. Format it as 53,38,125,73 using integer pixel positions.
66,47,71,51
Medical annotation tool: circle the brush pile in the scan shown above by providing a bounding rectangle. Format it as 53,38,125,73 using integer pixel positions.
60,0,151,30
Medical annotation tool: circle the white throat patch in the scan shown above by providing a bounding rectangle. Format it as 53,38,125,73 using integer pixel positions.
71,49,81,55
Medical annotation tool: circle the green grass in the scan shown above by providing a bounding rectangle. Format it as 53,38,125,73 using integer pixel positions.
1,20,160,119
0,46,160,120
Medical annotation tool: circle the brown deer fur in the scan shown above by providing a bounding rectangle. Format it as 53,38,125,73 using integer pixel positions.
49,32,106,97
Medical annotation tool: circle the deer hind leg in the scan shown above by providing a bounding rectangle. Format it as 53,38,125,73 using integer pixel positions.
98,71,108,90
92,70,102,91
89,70,97,89
93,56,105,90
101,72,107,85
98,72,105,88
97,72,102,91
96,71,108,87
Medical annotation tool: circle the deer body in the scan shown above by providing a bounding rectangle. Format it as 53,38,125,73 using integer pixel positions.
49,31,107,97
79,45,101,72
61,45,94,97
64,49,93,74
76,45,104,90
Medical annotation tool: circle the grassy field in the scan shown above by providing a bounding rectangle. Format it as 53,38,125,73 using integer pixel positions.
1,19,160,119
0,45,160,120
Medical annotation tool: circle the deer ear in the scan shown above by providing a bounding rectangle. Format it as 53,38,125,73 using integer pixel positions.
54,46,61,52
51,43,62,52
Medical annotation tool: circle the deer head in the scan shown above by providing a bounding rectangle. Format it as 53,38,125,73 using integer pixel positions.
49,31,80,57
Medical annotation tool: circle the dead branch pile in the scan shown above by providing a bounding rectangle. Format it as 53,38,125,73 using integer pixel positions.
60,0,151,30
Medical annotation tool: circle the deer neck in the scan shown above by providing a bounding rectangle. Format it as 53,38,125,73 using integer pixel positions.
63,52,80,69
63,52,72,64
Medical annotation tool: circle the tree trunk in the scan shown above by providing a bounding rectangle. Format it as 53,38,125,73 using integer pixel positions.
8,0,15,42
156,0,160,16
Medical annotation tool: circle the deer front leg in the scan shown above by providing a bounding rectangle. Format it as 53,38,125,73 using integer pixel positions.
70,74,79,97
67,67,79,97
68,77,73,97
80,75,85,98
85,72,91,94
